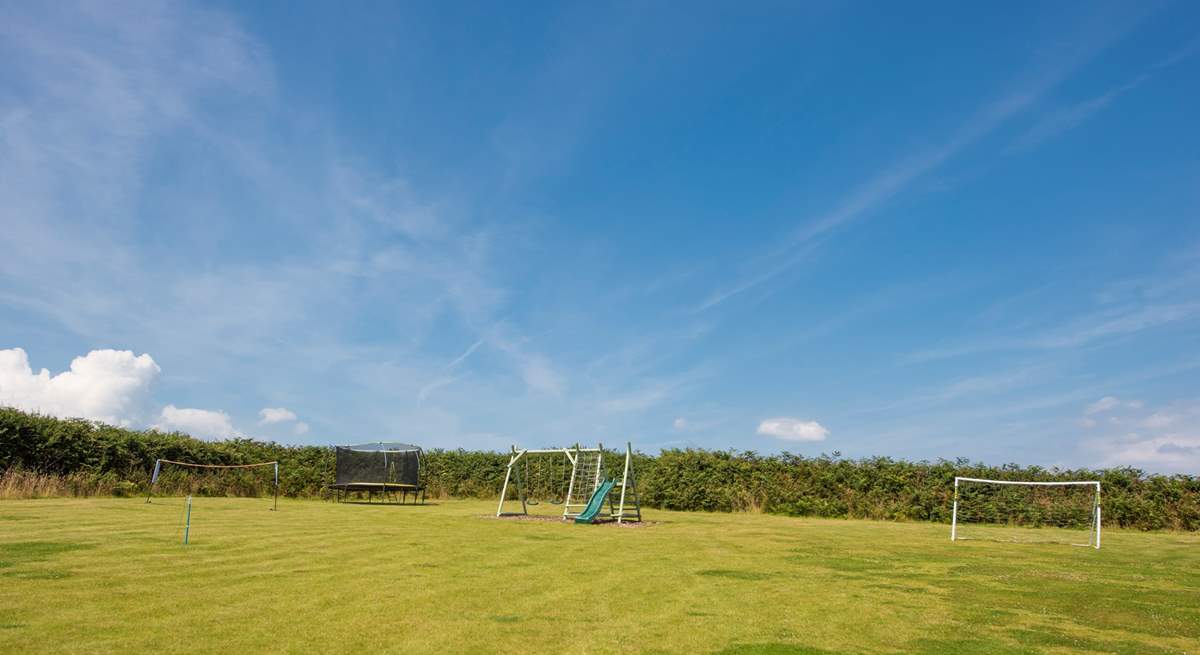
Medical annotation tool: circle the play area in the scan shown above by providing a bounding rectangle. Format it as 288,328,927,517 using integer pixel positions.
495,442,641,524
2,441,1197,653
1,496,1198,654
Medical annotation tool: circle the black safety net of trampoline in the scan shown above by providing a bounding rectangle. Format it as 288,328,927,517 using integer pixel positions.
334,443,421,487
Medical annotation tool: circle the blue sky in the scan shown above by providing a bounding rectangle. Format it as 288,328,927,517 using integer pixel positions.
1,1,1198,471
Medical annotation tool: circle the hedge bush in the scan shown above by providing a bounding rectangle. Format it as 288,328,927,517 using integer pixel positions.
2,407,1197,530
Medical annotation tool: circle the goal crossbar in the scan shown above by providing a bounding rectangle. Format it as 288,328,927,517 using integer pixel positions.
951,476,1101,549
955,477,1098,487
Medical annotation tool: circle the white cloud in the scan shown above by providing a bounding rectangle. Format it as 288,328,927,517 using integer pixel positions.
258,407,297,424
155,405,236,440
601,384,672,413
1085,396,1121,415
446,339,484,369
520,355,564,397
757,417,829,442
416,377,459,406
0,347,159,425
1084,396,1145,415
1084,398,1200,472
259,406,310,436
699,9,1148,311
1142,413,1176,429
1094,433,1200,472
673,417,687,430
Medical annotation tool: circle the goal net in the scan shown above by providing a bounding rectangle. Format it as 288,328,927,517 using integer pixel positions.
951,477,1101,548
146,459,280,511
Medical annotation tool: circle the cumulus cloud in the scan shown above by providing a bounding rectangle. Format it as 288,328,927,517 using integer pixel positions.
155,405,237,440
258,406,309,436
757,417,829,442
0,347,159,425
1083,398,1200,472
1094,432,1200,472
673,417,687,430
259,407,297,424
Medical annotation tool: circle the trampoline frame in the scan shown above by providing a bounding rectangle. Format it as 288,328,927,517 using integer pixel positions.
329,482,425,505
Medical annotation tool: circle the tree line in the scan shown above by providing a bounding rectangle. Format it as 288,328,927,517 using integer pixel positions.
2,407,1197,530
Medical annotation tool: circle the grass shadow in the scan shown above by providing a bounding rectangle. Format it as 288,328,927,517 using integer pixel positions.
698,569,770,581
712,643,842,654
0,541,93,569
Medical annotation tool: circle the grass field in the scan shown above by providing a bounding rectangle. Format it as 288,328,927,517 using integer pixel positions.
1,498,1198,654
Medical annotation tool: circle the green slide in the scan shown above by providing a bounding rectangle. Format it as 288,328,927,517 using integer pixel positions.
573,478,616,524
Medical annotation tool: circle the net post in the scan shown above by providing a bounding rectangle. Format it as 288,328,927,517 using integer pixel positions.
273,462,279,512
146,459,162,504
183,495,193,545
1094,482,1102,550
950,477,960,541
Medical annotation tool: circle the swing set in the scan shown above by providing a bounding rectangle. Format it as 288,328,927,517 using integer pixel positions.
496,442,641,524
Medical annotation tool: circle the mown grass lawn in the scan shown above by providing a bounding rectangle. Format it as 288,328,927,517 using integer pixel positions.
1,497,1197,654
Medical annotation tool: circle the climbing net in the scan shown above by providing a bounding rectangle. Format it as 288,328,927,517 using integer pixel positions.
517,451,572,505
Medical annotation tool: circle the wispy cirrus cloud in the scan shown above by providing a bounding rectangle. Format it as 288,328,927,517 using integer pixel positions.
0,1,575,444
1009,75,1149,152
1011,33,1199,152
904,299,1200,364
416,376,461,406
447,340,484,370
698,5,1156,312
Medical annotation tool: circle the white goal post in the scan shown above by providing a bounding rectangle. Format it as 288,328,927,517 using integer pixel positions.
951,477,1101,549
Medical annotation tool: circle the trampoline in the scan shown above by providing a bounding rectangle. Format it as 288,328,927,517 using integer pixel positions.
328,442,425,504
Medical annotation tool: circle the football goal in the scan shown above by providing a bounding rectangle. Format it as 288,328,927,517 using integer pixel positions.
951,477,1101,548
145,458,280,511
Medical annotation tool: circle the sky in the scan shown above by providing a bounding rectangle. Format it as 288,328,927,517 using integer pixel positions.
1,1,1198,472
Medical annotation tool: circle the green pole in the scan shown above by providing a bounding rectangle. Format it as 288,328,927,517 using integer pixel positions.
183,495,192,545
